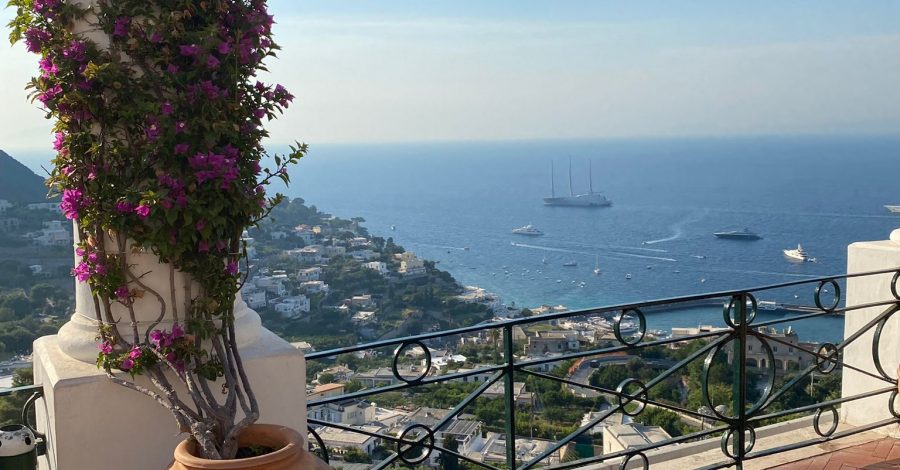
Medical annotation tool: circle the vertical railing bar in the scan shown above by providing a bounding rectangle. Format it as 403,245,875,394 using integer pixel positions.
503,324,517,469
736,293,749,468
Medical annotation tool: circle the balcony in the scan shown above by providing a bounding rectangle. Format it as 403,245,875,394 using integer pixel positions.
2,234,899,469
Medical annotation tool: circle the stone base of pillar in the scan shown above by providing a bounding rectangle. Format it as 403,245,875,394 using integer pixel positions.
32,328,307,470
840,231,900,438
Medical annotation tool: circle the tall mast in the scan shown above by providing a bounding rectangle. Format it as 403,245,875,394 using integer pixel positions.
589,159,594,193
568,156,574,197
550,161,555,198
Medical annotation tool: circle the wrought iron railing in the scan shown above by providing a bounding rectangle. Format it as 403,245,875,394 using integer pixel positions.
304,267,900,469
0,384,46,454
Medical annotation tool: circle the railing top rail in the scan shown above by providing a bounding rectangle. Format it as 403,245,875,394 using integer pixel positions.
307,266,900,360
0,384,42,398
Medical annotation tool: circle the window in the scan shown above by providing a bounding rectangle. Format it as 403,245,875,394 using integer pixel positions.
773,346,778,352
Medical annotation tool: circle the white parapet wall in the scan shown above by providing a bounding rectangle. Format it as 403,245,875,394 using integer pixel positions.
841,228,900,437
33,330,307,470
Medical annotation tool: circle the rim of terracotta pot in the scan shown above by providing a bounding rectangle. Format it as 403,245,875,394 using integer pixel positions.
173,423,303,469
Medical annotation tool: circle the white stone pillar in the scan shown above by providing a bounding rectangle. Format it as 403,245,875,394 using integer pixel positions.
840,229,900,437
33,226,309,469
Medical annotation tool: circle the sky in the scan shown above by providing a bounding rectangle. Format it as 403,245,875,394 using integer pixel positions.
2,1,900,154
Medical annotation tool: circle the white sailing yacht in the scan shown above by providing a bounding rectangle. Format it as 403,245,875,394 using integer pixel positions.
543,158,612,207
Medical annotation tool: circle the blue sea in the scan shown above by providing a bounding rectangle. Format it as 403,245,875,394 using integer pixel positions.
285,135,900,344
15,135,900,343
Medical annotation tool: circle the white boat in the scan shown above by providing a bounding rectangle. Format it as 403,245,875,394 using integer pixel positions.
625,273,632,280
783,244,810,262
593,255,601,275
512,224,544,236
885,205,900,214
544,158,612,207
563,261,577,267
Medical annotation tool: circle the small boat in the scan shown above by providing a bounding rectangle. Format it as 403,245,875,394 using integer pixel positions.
646,265,652,270
390,225,396,230
563,261,577,267
714,228,761,240
593,255,601,275
541,258,547,264
463,246,470,251
700,278,706,283
625,273,632,280
691,255,706,259
885,205,900,214
512,224,544,236
783,244,809,262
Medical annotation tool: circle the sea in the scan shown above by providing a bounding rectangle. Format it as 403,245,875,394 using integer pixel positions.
14,135,900,344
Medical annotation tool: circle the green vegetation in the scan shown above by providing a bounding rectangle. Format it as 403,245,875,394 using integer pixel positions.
249,198,491,351
0,369,35,426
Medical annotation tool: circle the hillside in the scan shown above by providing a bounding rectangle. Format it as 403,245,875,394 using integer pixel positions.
0,149,48,203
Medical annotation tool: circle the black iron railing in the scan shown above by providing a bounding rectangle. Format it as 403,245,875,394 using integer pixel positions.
304,267,900,469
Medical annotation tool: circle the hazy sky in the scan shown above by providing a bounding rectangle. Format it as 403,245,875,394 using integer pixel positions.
2,1,900,153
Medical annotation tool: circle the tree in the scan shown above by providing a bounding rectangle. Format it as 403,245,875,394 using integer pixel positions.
440,435,460,470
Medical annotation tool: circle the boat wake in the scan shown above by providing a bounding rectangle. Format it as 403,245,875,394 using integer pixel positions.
511,242,677,262
642,209,709,245
416,243,468,251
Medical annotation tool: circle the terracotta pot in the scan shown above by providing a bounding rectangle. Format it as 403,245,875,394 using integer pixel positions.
170,424,320,470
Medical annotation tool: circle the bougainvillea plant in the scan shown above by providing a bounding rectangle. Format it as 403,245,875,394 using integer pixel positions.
9,0,304,459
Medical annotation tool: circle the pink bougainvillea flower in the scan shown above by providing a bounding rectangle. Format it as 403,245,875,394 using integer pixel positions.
93,263,107,276
115,285,130,302
52,132,65,150
179,44,200,56
226,261,239,276
120,358,134,371
113,17,131,38
135,204,151,219
99,341,113,355
115,201,134,213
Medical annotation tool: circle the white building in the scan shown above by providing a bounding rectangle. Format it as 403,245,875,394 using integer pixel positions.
0,199,11,213
240,288,267,309
323,245,346,257
350,250,379,262
293,224,316,243
299,246,324,264
364,261,389,276
273,295,310,318
396,252,426,276
25,202,61,212
301,281,330,295
350,295,375,308
297,267,322,282
580,404,631,435
348,237,370,248
30,220,71,246
315,425,381,456
603,423,672,455
308,399,375,426
351,311,375,324
252,275,287,297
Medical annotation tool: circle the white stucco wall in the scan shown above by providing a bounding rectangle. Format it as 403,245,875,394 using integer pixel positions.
840,229,900,437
